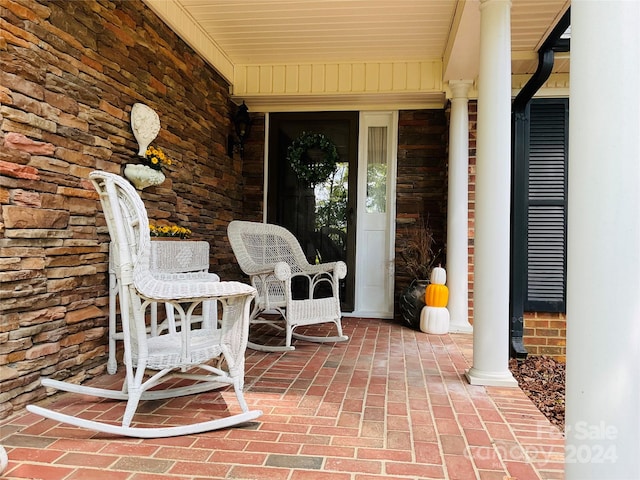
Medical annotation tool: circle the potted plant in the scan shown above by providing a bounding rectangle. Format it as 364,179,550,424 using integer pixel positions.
398,217,440,330
124,145,172,190
149,223,192,239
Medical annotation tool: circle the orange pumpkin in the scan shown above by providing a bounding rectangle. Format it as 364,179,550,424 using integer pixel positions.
425,283,449,307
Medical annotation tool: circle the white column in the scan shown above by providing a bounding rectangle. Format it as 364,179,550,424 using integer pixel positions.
465,0,516,386
447,80,473,334
566,2,640,478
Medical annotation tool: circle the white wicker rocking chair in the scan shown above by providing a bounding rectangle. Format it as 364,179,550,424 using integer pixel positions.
27,171,262,438
107,239,220,374
227,220,348,352
0,445,6,474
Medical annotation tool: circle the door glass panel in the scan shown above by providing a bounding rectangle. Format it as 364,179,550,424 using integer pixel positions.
366,126,387,213
314,163,348,264
354,112,396,318
277,127,350,266
268,112,358,311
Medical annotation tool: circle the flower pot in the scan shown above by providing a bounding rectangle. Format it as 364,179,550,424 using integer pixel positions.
399,278,429,330
151,237,183,241
124,164,165,190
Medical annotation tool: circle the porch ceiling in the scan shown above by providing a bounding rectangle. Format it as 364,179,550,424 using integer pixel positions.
143,0,570,110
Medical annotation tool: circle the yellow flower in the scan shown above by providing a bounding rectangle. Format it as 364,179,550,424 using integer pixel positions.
149,223,191,239
144,146,173,171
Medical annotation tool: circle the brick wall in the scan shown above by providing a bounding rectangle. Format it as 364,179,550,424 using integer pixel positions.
468,101,477,323
466,100,566,361
523,312,567,362
0,0,252,420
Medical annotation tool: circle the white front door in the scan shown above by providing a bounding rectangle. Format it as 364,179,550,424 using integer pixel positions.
350,111,398,318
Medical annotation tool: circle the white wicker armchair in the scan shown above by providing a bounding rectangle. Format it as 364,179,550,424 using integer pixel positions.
227,220,348,352
27,171,262,438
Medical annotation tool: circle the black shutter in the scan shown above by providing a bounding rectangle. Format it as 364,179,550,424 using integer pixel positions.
525,100,568,312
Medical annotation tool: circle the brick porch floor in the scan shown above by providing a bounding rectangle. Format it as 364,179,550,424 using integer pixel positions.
0,317,564,479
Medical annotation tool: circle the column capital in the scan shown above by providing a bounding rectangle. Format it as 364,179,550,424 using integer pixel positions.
448,80,473,99
479,0,512,8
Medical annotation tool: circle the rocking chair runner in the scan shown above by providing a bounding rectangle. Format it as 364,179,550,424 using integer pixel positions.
227,220,348,352
0,445,6,474
27,171,262,438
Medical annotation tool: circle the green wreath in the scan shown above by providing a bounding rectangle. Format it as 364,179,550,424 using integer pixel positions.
287,131,340,186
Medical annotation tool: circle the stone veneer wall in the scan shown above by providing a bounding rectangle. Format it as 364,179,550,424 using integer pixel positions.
0,0,253,420
394,105,477,328
394,109,448,310
240,112,266,224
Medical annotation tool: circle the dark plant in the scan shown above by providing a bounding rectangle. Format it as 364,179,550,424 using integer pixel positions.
399,217,440,280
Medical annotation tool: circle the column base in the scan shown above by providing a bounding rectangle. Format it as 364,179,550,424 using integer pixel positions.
449,322,473,334
465,367,518,387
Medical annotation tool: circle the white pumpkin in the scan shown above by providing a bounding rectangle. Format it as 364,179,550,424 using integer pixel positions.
430,265,447,285
420,305,450,335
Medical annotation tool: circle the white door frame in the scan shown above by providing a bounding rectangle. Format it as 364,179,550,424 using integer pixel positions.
346,111,398,318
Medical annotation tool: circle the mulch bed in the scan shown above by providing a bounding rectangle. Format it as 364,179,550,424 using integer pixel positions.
509,356,565,430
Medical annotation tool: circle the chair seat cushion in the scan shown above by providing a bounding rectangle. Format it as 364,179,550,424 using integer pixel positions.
136,277,254,302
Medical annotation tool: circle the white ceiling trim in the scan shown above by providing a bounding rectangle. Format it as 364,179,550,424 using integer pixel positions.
236,92,447,113
443,0,480,82
142,0,235,83
143,0,570,111
233,61,443,97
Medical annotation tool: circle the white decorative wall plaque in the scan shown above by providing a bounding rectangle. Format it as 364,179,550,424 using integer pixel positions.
130,103,160,156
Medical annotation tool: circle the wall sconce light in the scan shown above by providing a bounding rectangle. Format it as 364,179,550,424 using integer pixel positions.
227,101,251,158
